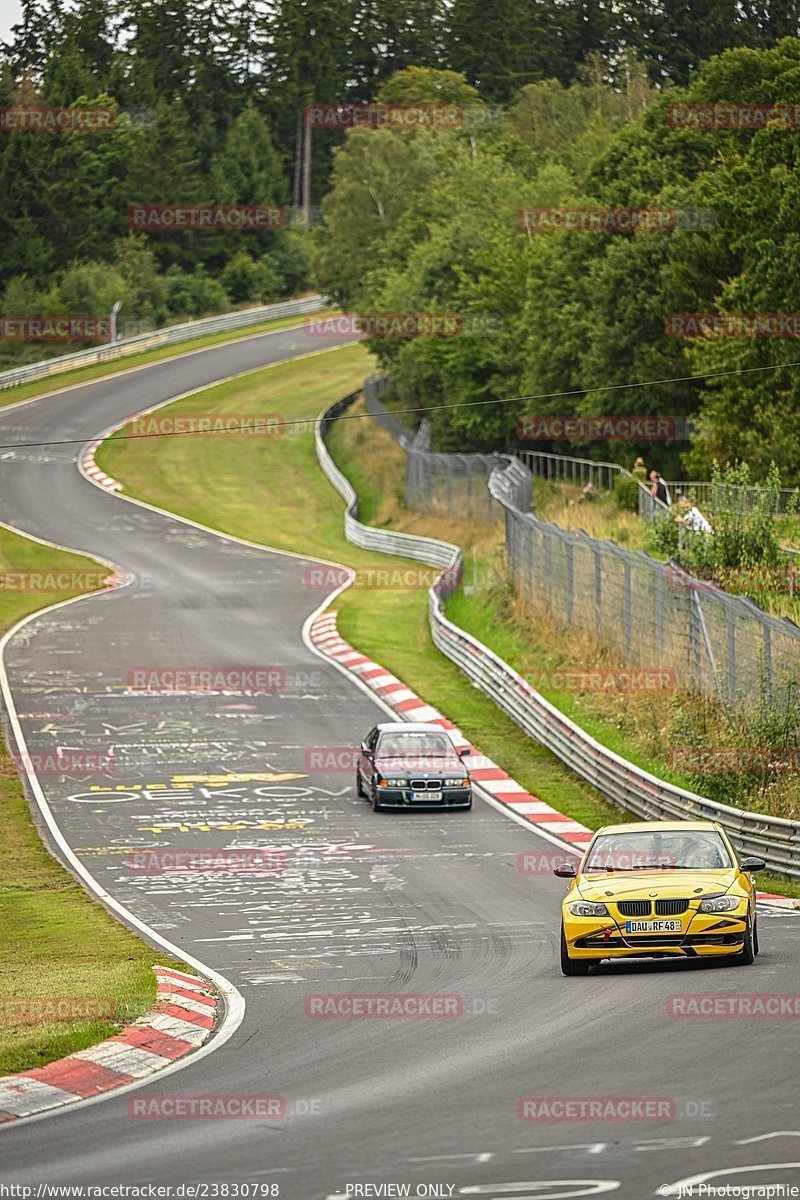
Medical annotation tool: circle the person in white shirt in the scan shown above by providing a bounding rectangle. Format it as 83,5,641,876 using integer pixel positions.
675,495,713,535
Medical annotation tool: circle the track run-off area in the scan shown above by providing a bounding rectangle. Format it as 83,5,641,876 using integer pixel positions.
1,324,800,1199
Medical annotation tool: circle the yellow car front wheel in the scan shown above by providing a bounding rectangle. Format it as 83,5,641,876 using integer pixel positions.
560,923,592,976
728,912,756,966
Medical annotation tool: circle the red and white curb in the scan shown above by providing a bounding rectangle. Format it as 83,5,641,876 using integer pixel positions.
309,609,799,911
81,438,122,492
0,966,218,1123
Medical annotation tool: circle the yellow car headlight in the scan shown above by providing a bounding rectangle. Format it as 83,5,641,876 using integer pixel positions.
568,901,609,917
699,896,741,913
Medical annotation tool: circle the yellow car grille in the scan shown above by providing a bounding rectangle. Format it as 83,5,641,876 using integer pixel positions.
615,899,690,917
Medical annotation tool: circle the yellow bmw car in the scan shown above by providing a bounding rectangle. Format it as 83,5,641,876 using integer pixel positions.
556,820,765,975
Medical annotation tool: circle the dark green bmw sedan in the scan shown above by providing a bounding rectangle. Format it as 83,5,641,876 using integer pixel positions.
356,722,472,812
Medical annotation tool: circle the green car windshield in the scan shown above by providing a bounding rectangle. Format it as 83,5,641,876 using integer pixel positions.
377,732,454,758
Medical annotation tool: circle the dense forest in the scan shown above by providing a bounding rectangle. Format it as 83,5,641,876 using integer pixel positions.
3,1,800,474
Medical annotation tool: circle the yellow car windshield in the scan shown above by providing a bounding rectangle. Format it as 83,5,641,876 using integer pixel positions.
584,831,732,871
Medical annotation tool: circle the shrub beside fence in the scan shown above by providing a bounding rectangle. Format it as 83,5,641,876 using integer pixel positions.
363,375,800,716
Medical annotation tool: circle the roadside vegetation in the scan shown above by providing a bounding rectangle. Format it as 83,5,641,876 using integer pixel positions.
97,356,798,898
0,529,178,1075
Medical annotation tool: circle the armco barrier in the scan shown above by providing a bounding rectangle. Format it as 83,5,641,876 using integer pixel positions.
317,390,800,878
0,295,328,392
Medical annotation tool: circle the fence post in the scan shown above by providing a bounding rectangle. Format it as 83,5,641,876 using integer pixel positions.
655,569,665,658
545,534,553,608
594,546,602,638
726,606,737,713
527,520,535,597
763,625,772,707
624,560,632,657
566,540,574,623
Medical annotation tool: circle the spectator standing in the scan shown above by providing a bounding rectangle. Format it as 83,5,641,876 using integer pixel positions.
650,469,670,506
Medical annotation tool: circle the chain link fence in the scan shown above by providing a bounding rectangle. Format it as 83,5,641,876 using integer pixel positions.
503,503,800,713
516,450,626,494
364,376,531,521
667,480,800,516
363,374,800,717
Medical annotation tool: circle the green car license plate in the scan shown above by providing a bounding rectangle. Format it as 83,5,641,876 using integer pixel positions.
412,790,441,801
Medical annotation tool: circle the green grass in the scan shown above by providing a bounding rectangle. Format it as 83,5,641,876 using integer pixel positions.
532,479,649,550
0,527,185,1074
0,305,339,409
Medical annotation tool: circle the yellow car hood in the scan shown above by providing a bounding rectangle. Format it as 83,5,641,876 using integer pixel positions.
576,869,737,903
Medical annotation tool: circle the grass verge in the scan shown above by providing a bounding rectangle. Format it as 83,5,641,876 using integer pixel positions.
0,530,183,1074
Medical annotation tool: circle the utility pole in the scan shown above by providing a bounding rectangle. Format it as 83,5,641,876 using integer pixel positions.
302,104,312,226
292,107,302,215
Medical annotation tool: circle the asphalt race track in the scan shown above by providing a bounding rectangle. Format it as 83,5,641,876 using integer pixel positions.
1,326,800,1199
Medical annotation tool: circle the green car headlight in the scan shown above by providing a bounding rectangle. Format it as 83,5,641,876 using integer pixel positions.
568,901,609,917
444,777,467,786
699,896,741,913
378,777,406,787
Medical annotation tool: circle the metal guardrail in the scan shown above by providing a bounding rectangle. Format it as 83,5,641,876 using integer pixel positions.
317,388,800,878
516,450,627,494
318,392,463,578
0,295,328,392
517,449,669,522
667,480,800,516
